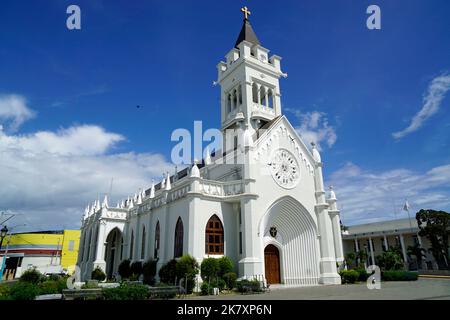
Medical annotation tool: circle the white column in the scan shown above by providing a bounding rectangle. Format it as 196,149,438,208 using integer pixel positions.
326,192,344,266
368,237,375,266
399,234,408,264
313,163,340,284
383,235,388,251
93,220,107,273
256,84,261,105
354,238,359,252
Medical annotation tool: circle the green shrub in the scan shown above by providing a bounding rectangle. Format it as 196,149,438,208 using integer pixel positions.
236,279,262,293
0,284,11,300
118,259,132,279
200,282,214,295
91,266,106,282
19,268,43,284
102,283,149,300
339,270,359,284
143,259,157,285
354,268,369,281
382,271,418,281
377,250,404,271
154,283,177,299
217,256,233,277
37,281,60,295
223,272,237,290
10,282,39,300
158,259,177,285
200,258,219,281
175,255,199,294
130,261,143,278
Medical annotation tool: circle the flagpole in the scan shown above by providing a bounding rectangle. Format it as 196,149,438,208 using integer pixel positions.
404,199,414,234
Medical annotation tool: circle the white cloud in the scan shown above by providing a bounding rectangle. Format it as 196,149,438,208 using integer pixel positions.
0,94,35,131
0,125,125,156
327,162,450,225
393,73,450,139
287,109,337,151
0,123,173,232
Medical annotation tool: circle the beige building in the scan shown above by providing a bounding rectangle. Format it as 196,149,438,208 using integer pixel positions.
342,218,447,271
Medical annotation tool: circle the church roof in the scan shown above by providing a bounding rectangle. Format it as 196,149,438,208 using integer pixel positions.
234,18,261,48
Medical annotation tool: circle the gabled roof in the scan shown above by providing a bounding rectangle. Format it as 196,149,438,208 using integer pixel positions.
234,19,261,48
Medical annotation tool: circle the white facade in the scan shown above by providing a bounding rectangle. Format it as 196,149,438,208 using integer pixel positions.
77,17,343,286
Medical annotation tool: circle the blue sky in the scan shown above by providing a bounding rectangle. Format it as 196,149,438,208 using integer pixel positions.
0,0,449,230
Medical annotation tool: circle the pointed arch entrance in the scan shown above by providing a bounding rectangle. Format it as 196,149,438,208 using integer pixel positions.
264,244,280,284
260,196,321,285
105,228,122,279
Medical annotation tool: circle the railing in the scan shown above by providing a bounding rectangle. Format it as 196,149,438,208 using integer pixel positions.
199,179,245,197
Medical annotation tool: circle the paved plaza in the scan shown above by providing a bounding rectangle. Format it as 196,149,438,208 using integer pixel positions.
188,278,450,300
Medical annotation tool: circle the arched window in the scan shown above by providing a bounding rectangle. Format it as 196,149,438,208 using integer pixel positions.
267,89,274,109
205,215,224,255
141,226,146,259
154,221,160,259
252,83,258,103
232,89,237,109
120,238,123,260
238,85,242,105
260,86,267,106
129,230,134,259
174,217,184,258
227,94,232,113
86,229,92,261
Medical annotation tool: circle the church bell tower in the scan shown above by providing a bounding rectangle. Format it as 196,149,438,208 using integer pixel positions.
216,7,286,150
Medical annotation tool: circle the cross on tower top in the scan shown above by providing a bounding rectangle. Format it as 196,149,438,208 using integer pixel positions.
241,6,251,20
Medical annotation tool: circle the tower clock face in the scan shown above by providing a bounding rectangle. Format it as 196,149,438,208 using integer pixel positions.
269,149,300,189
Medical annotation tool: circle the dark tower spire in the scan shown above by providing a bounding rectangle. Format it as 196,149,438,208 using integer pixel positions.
234,7,261,48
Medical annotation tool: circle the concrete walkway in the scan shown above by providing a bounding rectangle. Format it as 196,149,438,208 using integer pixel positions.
187,278,450,300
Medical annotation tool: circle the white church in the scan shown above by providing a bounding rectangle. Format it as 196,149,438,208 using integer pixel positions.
77,8,344,286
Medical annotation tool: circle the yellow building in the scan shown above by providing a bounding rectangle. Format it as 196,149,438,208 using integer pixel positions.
0,230,80,280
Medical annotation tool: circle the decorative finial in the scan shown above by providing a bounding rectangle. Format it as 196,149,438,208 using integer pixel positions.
241,6,251,20
165,171,172,191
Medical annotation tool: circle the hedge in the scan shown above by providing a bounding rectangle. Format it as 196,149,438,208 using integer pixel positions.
339,270,359,284
102,283,149,300
236,279,262,293
382,271,418,281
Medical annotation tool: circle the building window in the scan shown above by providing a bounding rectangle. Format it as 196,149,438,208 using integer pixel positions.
130,230,134,260
252,83,258,103
154,221,160,259
120,238,123,260
239,232,243,254
141,226,146,260
68,240,75,252
205,215,224,255
86,230,92,261
174,217,184,258
267,89,274,108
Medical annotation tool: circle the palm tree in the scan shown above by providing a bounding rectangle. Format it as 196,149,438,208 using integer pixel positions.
407,243,426,270
356,250,368,268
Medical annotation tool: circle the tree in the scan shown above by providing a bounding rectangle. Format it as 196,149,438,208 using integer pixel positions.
200,258,219,282
91,266,106,281
345,252,356,268
416,209,450,270
175,255,199,294
142,259,157,285
118,259,132,279
217,256,233,277
355,250,368,268
407,243,426,270
376,248,404,271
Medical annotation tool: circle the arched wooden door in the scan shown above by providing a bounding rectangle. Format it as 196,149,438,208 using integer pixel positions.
264,244,281,284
